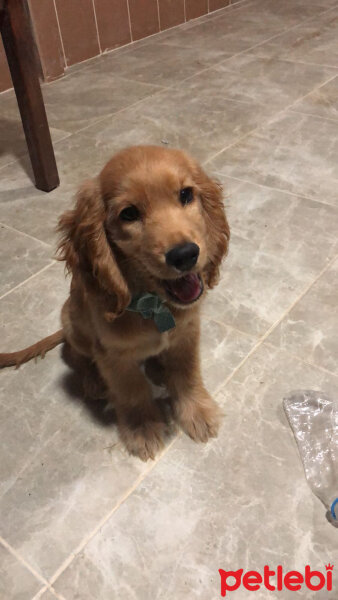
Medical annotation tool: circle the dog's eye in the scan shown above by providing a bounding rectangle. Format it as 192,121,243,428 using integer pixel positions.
119,205,140,222
179,187,194,206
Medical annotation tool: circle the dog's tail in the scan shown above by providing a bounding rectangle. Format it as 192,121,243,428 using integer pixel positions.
0,329,65,369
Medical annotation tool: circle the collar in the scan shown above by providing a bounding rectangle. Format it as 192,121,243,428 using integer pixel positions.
126,292,176,333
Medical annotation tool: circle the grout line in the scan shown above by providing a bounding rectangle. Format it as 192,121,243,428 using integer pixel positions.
247,51,338,71
23,0,336,95
0,536,48,587
263,338,338,382
0,0,336,99
289,108,338,125
61,86,168,138
0,261,55,302
43,1,338,146
286,71,338,105
126,0,133,42
203,313,258,342
203,127,265,168
166,1,338,72
156,0,161,31
0,222,53,248
49,589,68,600
0,130,72,175
2,84,167,176
211,171,338,209
58,11,338,144
1,0,337,589
0,128,72,170
31,586,48,600
52,0,67,68
159,0,338,48
31,585,67,600
48,435,179,586
91,0,102,54
156,8,338,89
216,253,338,394
0,0,248,97
203,71,338,167
216,54,338,74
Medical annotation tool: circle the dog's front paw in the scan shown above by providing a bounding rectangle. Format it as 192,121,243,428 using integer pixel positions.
120,421,167,461
175,393,222,443
118,406,168,461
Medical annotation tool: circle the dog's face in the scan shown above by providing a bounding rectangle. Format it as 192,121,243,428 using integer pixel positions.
58,146,229,316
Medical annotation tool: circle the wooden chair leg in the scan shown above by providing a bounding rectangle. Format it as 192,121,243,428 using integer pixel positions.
1,0,59,192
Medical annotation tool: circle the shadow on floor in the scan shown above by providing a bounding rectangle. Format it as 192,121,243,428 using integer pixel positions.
60,343,117,428
0,118,35,181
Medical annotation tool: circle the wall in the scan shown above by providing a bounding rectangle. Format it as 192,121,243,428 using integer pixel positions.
0,0,239,93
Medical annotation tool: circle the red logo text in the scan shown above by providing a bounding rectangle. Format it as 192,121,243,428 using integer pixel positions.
219,564,334,596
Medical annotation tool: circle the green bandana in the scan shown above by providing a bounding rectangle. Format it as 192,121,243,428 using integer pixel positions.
126,293,176,333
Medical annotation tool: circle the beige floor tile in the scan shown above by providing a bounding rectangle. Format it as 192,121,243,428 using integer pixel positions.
250,6,338,67
0,79,273,214
0,345,151,578
210,111,338,207
81,85,275,164
80,40,232,87
292,74,338,121
200,318,256,393
206,55,335,109
53,345,338,600
0,268,254,579
0,226,53,297
268,258,338,376
0,543,42,600
0,180,73,247
38,591,60,600
158,0,329,54
42,70,161,133
202,177,338,336
0,114,69,171
1,0,338,592
0,262,68,352
0,70,161,136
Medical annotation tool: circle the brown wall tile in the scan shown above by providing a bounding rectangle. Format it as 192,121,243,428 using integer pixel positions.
0,42,12,93
29,0,65,81
185,0,208,20
128,0,160,41
209,0,230,11
54,0,100,66
94,0,131,51
158,0,185,30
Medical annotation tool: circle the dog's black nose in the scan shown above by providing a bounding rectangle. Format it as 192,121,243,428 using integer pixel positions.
165,242,200,271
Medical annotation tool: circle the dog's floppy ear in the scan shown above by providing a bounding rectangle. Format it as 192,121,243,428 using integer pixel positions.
194,165,230,288
57,179,130,319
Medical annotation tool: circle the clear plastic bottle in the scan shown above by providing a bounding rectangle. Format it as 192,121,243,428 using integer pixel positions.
283,390,338,525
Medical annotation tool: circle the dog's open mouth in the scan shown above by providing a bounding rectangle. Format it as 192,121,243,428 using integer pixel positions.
164,273,203,305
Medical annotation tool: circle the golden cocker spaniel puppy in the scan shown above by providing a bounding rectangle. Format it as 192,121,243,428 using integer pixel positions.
0,146,230,461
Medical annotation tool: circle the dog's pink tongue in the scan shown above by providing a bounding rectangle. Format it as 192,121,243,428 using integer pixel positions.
169,273,201,303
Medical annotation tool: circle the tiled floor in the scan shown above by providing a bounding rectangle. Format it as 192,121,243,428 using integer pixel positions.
1,0,338,598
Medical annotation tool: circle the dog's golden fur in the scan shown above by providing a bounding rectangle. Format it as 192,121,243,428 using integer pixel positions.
0,146,229,461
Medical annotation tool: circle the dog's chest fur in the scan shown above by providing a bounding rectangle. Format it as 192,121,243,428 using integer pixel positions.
96,309,171,360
